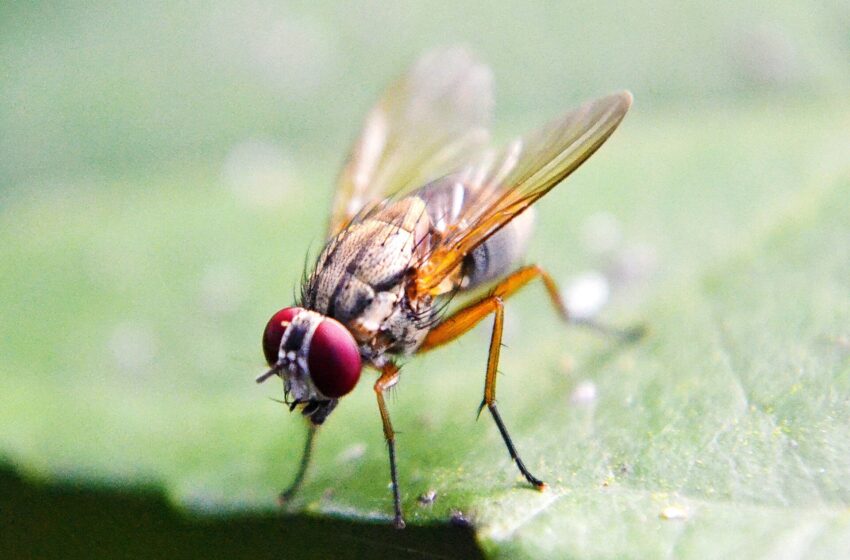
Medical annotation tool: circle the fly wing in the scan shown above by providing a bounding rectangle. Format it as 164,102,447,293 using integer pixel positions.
328,47,493,237
412,91,633,296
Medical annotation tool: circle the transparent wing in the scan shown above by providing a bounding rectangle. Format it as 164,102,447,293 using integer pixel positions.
412,91,633,296
328,47,493,237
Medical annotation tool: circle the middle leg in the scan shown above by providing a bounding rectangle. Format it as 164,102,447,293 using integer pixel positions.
480,295,546,488
418,265,559,488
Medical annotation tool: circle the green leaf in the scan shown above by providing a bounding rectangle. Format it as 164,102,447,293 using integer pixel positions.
4,2,850,552
2,97,849,558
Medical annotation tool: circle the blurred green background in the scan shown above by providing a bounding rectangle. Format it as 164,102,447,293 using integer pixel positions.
2,2,850,559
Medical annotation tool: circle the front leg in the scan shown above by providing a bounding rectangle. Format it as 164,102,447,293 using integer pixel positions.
278,421,318,504
374,362,406,529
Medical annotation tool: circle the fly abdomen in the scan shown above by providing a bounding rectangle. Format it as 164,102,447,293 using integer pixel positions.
461,208,535,290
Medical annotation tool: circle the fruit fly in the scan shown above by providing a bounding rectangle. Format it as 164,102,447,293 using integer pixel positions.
257,48,633,528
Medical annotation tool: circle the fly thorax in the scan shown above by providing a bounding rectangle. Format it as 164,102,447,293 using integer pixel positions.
381,293,433,355
278,310,325,401
351,291,398,340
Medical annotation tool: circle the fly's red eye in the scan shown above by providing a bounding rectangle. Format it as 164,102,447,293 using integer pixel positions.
307,319,362,398
262,307,302,366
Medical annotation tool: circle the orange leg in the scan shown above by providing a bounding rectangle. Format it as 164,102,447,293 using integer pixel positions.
417,264,642,491
420,264,642,353
374,362,406,529
418,264,570,489
419,265,567,353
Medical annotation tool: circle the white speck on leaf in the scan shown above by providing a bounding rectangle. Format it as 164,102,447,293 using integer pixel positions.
338,443,366,463
564,271,610,320
570,381,598,405
660,505,688,520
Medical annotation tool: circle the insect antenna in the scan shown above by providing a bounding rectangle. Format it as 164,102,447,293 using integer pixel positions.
256,366,279,384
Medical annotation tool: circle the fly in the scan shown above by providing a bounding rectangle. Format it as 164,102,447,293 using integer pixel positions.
256,47,637,528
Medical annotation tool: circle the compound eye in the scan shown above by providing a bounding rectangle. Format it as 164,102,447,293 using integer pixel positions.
262,307,302,366
307,318,362,398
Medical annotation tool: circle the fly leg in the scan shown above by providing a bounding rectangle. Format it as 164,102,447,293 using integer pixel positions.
278,422,318,504
417,264,641,488
494,264,642,340
375,362,405,529
421,265,640,351
425,293,544,487
418,265,565,488
547,269,645,340
482,296,546,487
